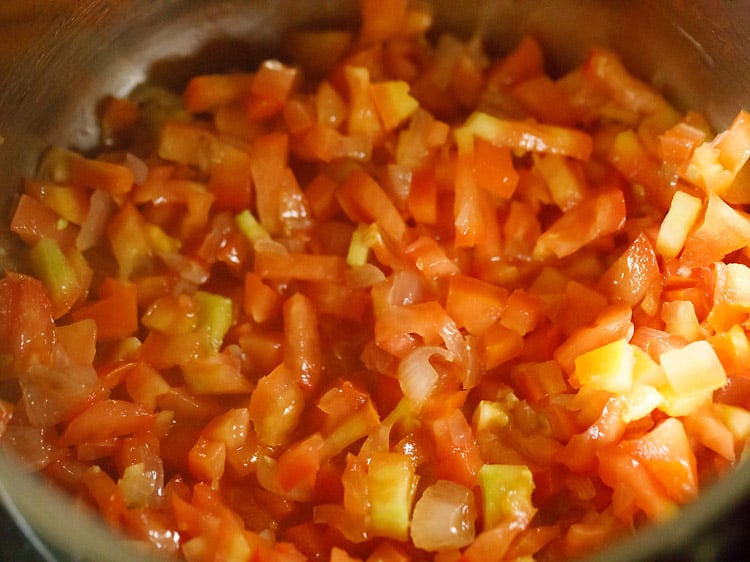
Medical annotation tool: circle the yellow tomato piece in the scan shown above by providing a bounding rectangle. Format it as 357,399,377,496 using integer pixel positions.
573,338,635,394
655,190,703,259
658,340,727,416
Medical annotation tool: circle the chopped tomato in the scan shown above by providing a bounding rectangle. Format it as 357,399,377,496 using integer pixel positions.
0,273,55,376
59,399,156,447
4,4,750,562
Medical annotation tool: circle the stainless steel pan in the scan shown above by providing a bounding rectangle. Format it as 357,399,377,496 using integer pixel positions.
1,2,749,560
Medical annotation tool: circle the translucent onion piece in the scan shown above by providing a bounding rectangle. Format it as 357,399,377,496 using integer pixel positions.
20,363,98,427
1,425,57,470
76,188,116,251
462,333,483,389
159,252,210,285
123,152,149,186
439,315,469,368
398,346,455,407
388,269,425,306
118,462,157,508
410,479,477,551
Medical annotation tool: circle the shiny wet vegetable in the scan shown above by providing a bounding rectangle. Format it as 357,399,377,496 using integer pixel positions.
2,1,750,561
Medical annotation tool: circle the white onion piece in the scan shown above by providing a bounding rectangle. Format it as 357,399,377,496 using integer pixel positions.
118,462,157,508
159,251,210,285
398,346,455,407
0,425,56,470
439,315,469,369
385,163,412,206
388,269,424,306
123,152,149,185
20,363,98,427
76,188,115,251
410,480,477,551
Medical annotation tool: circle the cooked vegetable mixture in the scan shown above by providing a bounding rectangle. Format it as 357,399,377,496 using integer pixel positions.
2,1,750,560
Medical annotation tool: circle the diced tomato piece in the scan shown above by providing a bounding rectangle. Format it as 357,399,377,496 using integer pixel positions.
487,35,545,89
597,443,678,522
10,10,750,562
0,273,55,375
282,293,322,394
10,193,78,249
71,277,139,342
59,399,156,447
337,169,408,243
446,274,508,336
81,465,127,527
248,364,304,447
459,522,523,562
67,154,135,197
359,0,409,45
680,192,750,268
276,433,325,496
246,60,299,120
55,318,97,366
463,112,593,160
557,396,628,473
208,143,254,212
599,232,662,310
584,47,668,115
554,302,633,374
254,249,346,283
184,73,255,113
513,75,577,126
431,409,483,488
533,188,626,260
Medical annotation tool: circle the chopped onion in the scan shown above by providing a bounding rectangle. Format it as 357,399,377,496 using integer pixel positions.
1,425,57,470
159,251,209,285
398,346,455,407
388,269,424,306
76,188,116,251
118,462,156,508
410,480,477,551
20,363,98,427
123,152,149,186
439,315,469,368
385,163,413,206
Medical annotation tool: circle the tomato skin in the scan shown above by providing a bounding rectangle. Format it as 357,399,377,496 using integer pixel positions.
0,272,55,376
